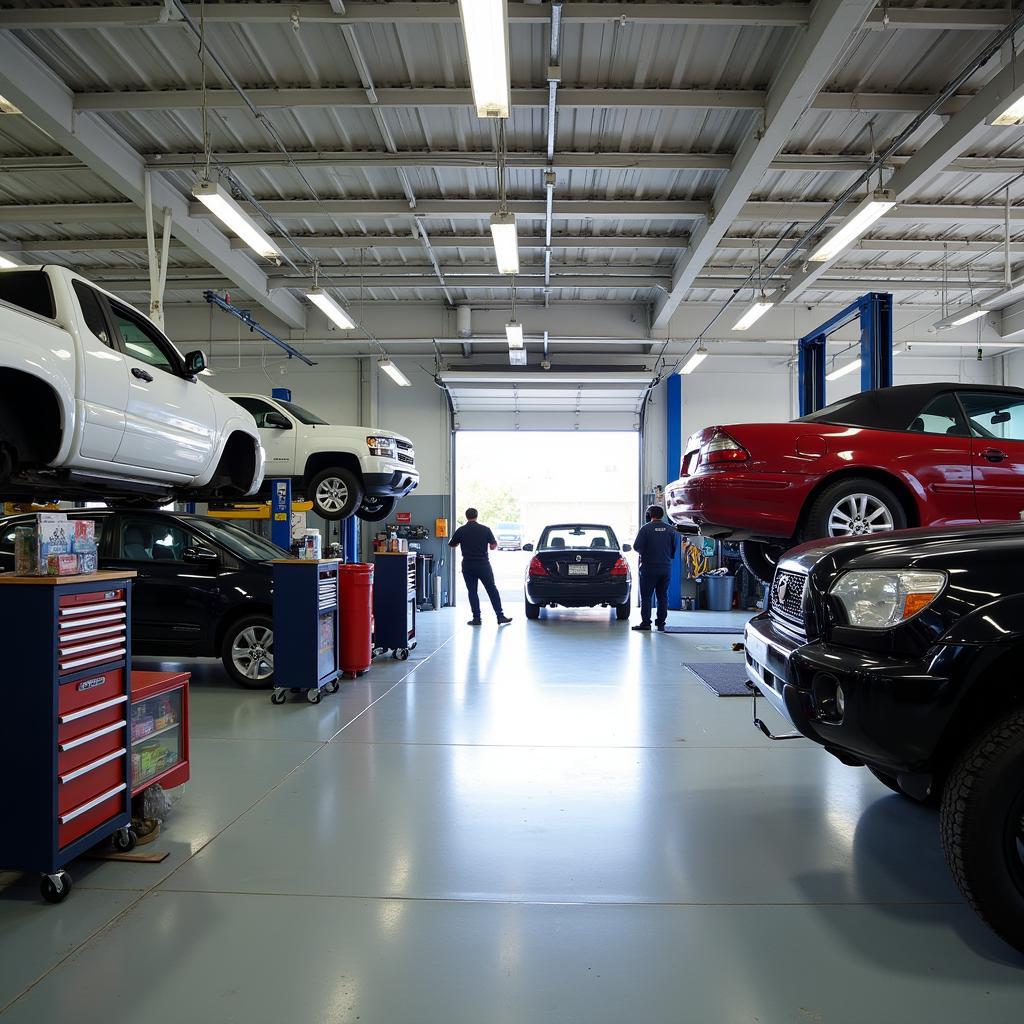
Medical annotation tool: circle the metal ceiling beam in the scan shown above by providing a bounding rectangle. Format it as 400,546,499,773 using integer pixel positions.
652,0,877,330
0,37,305,328
0,3,1001,30
718,235,1024,255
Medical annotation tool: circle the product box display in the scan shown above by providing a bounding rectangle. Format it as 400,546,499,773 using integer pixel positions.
14,513,98,576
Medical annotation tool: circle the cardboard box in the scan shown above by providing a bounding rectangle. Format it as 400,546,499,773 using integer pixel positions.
13,514,98,575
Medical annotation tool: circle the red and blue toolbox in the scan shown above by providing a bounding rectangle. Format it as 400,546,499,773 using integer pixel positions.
0,571,138,903
372,552,418,661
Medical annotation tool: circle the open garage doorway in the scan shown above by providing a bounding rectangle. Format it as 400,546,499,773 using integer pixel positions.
454,431,641,610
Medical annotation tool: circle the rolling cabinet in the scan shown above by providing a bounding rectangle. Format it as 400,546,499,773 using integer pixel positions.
130,671,190,797
0,571,137,903
373,553,418,660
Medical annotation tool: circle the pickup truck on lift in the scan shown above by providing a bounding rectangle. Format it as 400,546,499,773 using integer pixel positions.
228,393,419,521
0,266,265,506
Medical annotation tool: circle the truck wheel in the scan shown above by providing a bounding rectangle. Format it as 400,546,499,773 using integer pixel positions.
940,708,1024,954
221,615,275,688
355,496,396,522
308,468,363,520
801,477,906,542
739,541,787,584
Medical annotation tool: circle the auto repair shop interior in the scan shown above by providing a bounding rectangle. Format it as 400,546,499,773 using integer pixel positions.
1,2,1024,1022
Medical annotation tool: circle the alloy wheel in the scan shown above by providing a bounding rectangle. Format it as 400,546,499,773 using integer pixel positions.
231,625,274,681
315,476,349,514
827,493,895,537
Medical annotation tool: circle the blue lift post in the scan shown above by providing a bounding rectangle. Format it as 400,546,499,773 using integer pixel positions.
270,478,292,551
666,373,683,609
798,292,894,416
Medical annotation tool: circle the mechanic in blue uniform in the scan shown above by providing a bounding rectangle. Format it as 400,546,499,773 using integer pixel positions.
631,504,679,632
448,507,514,627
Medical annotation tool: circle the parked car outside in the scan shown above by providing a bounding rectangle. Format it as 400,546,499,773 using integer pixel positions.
0,509,285,688
495,521,523,550
0,266,264,506
523,523,632,620
665,383,1024,582
745,521,1024,954
228,393,418,522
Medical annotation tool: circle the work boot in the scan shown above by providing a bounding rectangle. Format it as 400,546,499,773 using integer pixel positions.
497,615,513,625
632,623,652,632
656,623,667,632
467,618,482,626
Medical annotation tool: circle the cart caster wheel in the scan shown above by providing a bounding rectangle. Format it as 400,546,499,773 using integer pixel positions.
40,871,72,904
270,689,288,705
397,648,410,661
326,680,340,694
112,827,137,853
306,687,322,705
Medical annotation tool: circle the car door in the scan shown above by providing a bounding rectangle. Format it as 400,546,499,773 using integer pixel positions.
957,391,1024,522
230,396,297,478
104,299,216,480
106,514,222,653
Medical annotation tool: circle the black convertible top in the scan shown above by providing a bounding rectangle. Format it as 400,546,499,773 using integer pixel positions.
796,383,1024,431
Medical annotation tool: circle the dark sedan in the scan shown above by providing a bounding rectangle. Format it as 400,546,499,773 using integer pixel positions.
745,521,1024,954
523,524,632,620
0,509,285,688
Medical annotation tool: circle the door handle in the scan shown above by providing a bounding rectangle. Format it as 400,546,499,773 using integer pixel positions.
982,448,1009,463
131,367,153,382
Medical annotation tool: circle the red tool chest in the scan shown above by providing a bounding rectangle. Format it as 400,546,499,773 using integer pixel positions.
129,670,190,797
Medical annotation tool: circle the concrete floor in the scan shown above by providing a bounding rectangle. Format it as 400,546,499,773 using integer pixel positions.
2,605,1023,1022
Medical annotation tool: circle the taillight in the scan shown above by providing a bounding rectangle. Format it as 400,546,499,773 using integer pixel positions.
702,432,749,465
610,557,629,576
528,556,548,577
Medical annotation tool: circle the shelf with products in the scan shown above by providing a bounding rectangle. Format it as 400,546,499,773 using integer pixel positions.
129,671,190,797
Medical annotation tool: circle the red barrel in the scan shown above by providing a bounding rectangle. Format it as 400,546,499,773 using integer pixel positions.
338,563,374,677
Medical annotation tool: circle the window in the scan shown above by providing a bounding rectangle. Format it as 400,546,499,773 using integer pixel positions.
538,525,619,550
184,517,287,561
958,392,1024,442
0,270,55,319
231,397,281,428
73,281,113,348
277,399,328,425
109,304,177,374
116,518,196,563
908,393,969,437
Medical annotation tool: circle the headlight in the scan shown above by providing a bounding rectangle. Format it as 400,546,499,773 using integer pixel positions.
830,570,946,629
366,436,396,457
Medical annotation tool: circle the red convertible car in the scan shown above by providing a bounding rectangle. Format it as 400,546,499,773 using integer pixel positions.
665,383,1024,581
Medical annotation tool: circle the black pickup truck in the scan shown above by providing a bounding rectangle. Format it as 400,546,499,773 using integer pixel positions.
744,521,1024,955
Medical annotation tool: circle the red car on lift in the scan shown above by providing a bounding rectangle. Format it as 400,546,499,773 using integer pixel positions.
665,383,1024,582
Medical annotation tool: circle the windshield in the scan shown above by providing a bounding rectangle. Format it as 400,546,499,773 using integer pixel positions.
538,525,618,550
496,523,521,532
795,397,858,423
278,400,329,426
187,517,289,562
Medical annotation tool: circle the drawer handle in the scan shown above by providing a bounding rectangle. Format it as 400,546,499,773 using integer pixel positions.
58,718,126,751
59,694,127,724
58,623,126,643
59,782,127,824
57,612,126,630
59,747,125,784
59,635,126,657
60,648,126,672
60,600,127,617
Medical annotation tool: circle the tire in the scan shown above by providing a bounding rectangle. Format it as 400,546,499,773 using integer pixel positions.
615,601,631,620
525,593,541,620
801,476,907,543
355,495,397,522
221,614,275,688
739,541,787,584
940,708,1024,954
308,467,363,521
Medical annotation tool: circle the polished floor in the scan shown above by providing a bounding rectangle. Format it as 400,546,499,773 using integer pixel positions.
2,605,1023,1022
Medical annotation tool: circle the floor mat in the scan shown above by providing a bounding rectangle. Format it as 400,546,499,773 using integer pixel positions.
683,662,751,697
662,625,747,635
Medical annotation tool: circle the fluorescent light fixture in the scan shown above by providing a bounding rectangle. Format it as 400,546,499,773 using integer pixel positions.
990,96,1024,126
192,179,281,262
0,95,20,114
0,254,18,269
306,287,355,329
733,300,774,331
809,190,896,263
505,320,524,349
378,359,411,387
679,345,708,375
933,306,987,330
509,349,527,366
825,357,861,381
457,0,511,118
490,212,519,274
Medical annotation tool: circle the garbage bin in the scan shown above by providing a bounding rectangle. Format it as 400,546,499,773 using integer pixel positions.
338,563,374,677
704,575,735,611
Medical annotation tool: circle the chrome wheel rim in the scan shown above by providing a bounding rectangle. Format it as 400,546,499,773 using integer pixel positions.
827,493,895,537
315,476,349,514
231,625,274,681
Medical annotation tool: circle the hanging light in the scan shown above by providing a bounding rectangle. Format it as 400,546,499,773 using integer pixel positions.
457,0,511,118
933,306,987,330
679,344,708,374
989,96,1024,126
505,320,524,349
378,359,411,387
0,254,18,269
509,349,527,366
809,189,896,263
825,357,862,381
490,212,519,274
192,179,281,262
733,299,774,331
306,287,355,330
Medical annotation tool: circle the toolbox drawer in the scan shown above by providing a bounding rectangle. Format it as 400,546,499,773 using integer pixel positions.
58,783,126,850
58,590,127,675
58,668,125,717
58,750,125,815
58,719,127,775
58,700,127,756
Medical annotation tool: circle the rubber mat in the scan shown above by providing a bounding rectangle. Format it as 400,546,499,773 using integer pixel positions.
683,662,751,697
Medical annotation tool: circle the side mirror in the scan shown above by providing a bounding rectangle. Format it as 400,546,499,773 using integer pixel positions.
264,411,292,430
184,350,207,376
184,546,218,564
622,544,632,552
522,543,534,552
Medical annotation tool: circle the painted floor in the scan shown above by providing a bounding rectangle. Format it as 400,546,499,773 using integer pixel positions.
2,605,1022,1022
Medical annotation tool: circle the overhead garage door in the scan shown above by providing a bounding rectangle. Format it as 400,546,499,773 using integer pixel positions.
440,372,655,431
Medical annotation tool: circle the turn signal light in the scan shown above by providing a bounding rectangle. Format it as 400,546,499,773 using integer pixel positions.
610,557,629,576
703,432,749,466
528,556,548,577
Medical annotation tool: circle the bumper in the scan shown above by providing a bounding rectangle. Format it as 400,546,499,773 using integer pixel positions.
363,468,419,497
665,471,809,541
526,578,631,608
744,612,966,773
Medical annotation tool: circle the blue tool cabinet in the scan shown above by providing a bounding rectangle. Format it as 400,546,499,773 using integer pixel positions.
0,571,138,903
270,559,342,705
373,553,417,660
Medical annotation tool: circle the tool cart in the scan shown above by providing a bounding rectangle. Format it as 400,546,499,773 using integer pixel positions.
270,559,342,704
373,552,417,660
0,571,137,903
130,670,190,797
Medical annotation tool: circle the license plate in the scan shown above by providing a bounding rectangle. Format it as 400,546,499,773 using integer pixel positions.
567,564,589,576
745,631,767,667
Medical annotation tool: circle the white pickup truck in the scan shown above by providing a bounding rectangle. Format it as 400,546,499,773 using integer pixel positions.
229,393,419,521
0,266,265,505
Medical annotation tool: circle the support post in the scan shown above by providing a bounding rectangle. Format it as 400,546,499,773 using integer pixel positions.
270,478,292,552
860,292,893,392
798,335,827,416
666,373,682,610
343,516,358,564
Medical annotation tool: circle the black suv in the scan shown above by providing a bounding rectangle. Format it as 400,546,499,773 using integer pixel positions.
745,522,1024,955
0,509,283,688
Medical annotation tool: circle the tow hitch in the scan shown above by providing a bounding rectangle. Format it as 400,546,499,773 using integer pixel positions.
751,685,803,741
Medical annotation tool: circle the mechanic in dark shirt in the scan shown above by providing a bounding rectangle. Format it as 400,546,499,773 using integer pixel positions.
448,507,514,627
631,504,679,632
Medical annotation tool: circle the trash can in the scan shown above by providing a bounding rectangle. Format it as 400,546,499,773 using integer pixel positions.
338,563,374,677
704,575,735,611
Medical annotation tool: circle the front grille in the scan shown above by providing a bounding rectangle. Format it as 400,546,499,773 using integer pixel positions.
771,569,805,618
396,439,414,452
397,452,415,465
